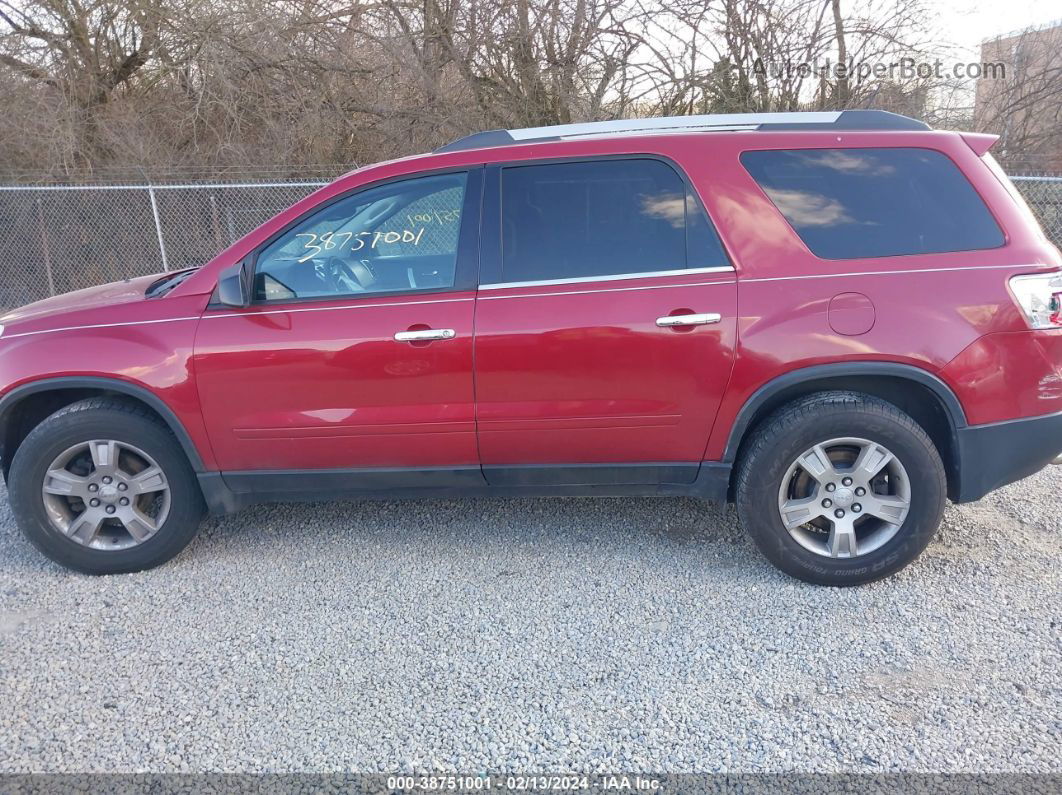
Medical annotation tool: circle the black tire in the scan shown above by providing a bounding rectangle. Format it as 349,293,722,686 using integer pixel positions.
8,397,205,574
735,391,946,586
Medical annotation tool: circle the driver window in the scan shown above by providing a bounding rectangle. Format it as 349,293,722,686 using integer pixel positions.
254,172,468,301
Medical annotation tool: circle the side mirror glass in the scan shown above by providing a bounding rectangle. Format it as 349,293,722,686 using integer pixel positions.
216,261,250,308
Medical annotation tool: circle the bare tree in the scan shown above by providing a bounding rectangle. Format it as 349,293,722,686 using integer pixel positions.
0,0,169,165
0,0,1011,179
975,23,1062,170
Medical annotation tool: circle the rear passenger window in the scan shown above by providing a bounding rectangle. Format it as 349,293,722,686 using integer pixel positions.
741,148,1004,259
500,159,728,283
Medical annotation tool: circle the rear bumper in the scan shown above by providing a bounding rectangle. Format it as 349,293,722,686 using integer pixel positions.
954,409,1062,502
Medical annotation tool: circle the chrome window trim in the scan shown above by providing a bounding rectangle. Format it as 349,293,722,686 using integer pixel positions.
477,280,735,301
202,295,475,320
479,266,735,291
740,263,1052,284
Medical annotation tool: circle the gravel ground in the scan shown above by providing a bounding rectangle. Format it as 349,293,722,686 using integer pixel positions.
0,466,1059,775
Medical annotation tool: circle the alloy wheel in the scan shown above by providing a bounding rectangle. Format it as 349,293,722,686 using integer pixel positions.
41,439,171,550
776,437,911,559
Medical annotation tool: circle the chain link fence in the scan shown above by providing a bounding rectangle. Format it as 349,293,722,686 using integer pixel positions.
1,173,1061,313
0,181,329,311
1011,176,1062,247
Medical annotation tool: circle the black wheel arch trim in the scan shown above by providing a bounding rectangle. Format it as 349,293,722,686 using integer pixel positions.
0,376,206,472
722,362,969,463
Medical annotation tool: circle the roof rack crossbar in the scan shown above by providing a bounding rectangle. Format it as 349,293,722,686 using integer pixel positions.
435,110,930,153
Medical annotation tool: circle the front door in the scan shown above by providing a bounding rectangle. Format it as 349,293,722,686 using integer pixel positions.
194,169,484,491
473,158,737,485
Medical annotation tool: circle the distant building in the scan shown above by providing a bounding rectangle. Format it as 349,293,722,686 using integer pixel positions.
975,20,1062,172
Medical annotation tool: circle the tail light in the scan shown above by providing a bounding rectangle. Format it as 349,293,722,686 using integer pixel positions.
1009,272,1062,329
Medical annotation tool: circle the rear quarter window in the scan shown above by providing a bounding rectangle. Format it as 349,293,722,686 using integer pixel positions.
740,148,1005,259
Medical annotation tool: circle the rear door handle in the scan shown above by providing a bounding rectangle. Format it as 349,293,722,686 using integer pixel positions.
655,313,722,327
394,328,456,342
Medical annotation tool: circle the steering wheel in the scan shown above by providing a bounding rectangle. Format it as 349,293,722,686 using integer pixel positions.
324,256,377,292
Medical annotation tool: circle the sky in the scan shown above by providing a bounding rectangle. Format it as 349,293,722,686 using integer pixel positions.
941,0,1060,54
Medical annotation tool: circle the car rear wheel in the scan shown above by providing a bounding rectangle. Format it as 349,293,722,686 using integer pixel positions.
9,397,204,574
735,391,946,586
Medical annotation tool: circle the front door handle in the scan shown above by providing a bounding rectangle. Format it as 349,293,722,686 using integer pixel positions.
394,328,456,342
655,313,722,327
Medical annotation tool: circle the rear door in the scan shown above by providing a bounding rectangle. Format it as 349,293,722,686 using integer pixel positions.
473,157,737,486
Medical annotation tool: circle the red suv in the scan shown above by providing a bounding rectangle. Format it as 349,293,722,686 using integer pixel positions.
2,110,1060,584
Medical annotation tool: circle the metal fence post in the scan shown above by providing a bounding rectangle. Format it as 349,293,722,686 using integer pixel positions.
208,194,224,248
35,197,57,297
0,178,335,314
147,184,170,272
225,207,236,245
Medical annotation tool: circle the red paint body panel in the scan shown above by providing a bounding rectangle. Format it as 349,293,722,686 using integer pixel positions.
940,329,1062,424
701,262,1048,460
0,274,166,327
473,271,736,468
0,290,218,470
192,293,478,471
1,126,1060,487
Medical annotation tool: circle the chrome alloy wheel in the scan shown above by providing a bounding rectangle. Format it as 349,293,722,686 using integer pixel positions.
41,440,171,550
777,437,911,559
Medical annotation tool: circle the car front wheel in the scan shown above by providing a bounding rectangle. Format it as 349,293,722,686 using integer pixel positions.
735,391,946,586
9,397,204,574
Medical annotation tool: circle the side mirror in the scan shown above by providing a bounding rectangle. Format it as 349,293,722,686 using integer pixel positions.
216,261,250,308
